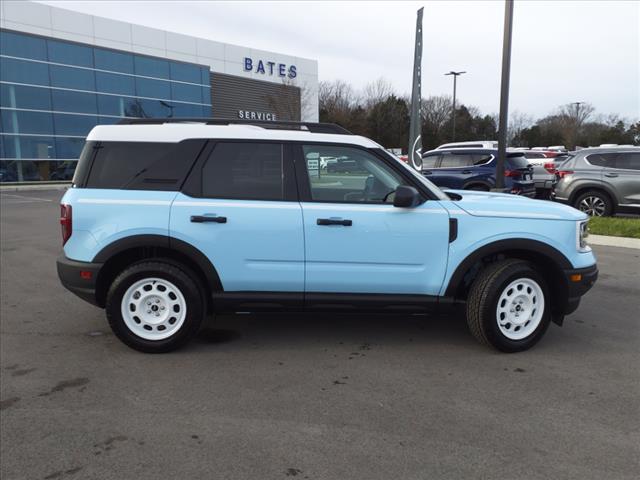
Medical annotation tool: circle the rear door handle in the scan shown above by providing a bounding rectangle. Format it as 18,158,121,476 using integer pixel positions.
423,170,432,175
604,173,618,178
190,215,227,223
461,170,473,174
317,218,352,226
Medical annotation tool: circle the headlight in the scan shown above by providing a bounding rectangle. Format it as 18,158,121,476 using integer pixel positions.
577,220,590,252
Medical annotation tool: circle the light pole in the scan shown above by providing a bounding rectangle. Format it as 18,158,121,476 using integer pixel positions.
494,0,514,191
445,70,466,141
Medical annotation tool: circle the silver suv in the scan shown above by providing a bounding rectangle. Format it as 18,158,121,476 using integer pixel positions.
552,147,640,216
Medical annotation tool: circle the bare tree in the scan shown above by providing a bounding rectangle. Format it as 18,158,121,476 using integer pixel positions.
507,110,534,146
421,95,452,135
556,102,596,148
362,78,394,109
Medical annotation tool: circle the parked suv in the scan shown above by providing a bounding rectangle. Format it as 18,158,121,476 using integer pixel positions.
421,148,535,196
57,119,597,353
552,147,640,216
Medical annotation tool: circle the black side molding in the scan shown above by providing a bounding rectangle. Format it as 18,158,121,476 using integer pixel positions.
449,218,458,243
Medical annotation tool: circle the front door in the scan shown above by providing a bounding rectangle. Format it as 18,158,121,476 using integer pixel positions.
170,141,304,293
296,144,450,296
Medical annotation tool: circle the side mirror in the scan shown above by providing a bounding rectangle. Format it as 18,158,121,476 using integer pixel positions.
393,185,423,208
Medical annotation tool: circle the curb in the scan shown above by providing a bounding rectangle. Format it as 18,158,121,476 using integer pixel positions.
589,234,640,250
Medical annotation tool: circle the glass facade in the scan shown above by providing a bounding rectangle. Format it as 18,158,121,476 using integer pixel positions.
0,29,212,182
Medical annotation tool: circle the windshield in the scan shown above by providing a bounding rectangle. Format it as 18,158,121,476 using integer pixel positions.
377,149,449,200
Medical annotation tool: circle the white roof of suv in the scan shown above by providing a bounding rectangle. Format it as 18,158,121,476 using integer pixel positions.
86,122,381,149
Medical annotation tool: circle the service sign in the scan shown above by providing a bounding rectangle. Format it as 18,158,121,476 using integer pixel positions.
238,110,277,121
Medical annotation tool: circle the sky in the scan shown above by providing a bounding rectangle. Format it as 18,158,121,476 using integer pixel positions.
38,0,640,121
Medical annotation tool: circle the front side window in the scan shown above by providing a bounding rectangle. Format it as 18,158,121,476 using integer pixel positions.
201,143,283,200
303,145,403,203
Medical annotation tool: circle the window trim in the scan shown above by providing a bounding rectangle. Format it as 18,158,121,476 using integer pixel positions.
292,141,432,205
181,139,298,202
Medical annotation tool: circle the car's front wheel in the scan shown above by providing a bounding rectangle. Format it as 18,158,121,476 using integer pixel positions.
466,259,551,352
106,260,205,353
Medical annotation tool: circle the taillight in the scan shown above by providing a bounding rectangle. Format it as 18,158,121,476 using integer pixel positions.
557,170,574,179
60,204,72,245
504,170,519,177
543,162,557,174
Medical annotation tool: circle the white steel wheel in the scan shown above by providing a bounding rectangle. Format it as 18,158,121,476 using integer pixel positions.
496,277,545,340
120,277,187,341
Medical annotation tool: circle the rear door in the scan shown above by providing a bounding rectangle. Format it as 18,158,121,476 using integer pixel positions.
432,151,475,188
609,152,640,206
170,141,304,293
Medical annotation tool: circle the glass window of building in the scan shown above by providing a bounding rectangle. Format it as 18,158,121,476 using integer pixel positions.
134,55,170,79
170,62,201,84
0,84,52,111
47,39,94,68
50,64,96,90
51,90,98,114
1,110,54,135
0,57,50,86
171,82,203,104
96,71,135,95
0,30,48,60
53,113,98,136
94,48,134,74
135,77,171,100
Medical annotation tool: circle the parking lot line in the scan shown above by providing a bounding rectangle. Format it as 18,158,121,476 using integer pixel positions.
0,193,54,203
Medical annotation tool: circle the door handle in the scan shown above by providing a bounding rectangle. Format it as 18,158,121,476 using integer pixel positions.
604,173,618,178
461,170,473,174
317,218,352,226
423,170,432,175
190,215,227,223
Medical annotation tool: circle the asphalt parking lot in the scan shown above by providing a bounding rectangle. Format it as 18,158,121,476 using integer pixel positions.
1,189,639,480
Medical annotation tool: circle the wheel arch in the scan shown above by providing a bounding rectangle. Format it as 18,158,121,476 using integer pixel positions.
568,183,617,210
92,234,222,310
445,239,572,324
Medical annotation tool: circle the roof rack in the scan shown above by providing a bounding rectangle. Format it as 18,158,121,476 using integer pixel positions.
116,117,352,135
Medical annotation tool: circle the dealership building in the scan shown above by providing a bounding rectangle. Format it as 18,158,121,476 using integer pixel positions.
0,1,319,182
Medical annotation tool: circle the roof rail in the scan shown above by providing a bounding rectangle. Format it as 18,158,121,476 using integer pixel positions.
116,117,352,135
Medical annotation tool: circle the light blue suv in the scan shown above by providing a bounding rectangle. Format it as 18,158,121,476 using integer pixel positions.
57,119,598,353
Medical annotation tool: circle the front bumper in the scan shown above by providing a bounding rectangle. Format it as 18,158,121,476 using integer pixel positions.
561,264,598,315
56,254,103,307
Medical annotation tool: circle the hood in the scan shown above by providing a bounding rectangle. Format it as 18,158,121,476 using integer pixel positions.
443,189,587,221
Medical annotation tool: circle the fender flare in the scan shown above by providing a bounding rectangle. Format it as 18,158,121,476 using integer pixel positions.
568,181,618,206
92,234,223,291
445,238,572,297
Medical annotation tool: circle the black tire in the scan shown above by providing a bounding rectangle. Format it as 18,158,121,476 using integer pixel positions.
106,260,205,353
573,189,613,217
466,259,551,353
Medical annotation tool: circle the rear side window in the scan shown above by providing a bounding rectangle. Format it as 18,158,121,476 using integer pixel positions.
201,142,283,200
85,140,205,190
439,153,473,168
506,155,529,169
614,152,640,170
421,155,439,168
473,154,493,165
586,153,616,167
71,141,96,187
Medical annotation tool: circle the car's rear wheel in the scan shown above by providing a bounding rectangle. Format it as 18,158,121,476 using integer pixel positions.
573,190,613,216
106,261,204,353
466,259,551,352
